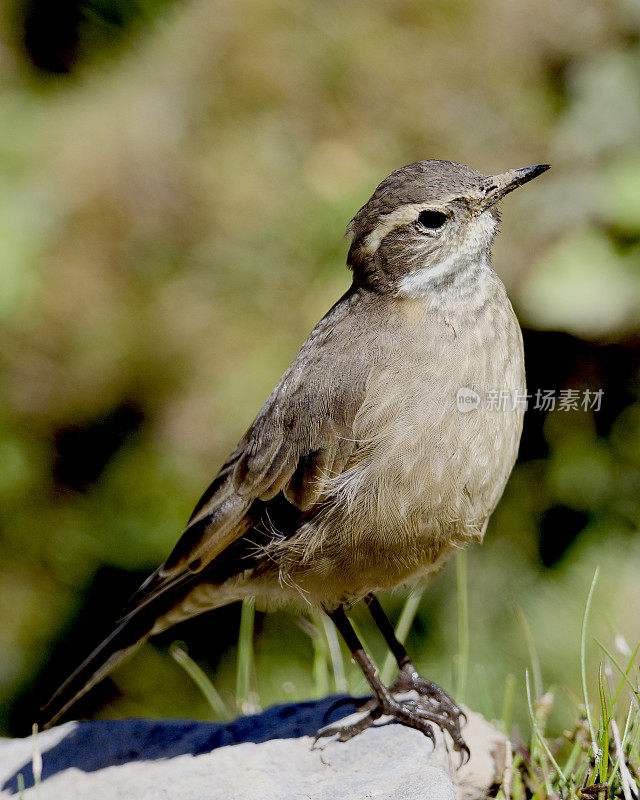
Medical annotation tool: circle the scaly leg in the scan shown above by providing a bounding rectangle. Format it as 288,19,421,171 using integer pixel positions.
363,593,469,759
316,604,468,760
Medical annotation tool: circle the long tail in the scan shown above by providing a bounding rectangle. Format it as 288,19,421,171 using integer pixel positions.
40,476,272,728
40,598,169,729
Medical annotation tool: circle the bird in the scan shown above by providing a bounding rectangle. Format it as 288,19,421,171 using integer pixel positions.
42,159,549,757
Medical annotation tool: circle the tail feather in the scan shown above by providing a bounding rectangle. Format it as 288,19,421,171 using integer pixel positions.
41,482,285,727
40,604,158,729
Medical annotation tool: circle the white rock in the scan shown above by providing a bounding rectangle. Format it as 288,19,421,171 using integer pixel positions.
0,697,507,800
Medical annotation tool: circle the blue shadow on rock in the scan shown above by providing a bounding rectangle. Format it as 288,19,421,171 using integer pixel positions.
2,695,360,794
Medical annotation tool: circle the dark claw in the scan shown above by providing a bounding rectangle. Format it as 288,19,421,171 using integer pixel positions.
458,742,471,766
394,666,468,735
421,721,436,745
313,665,469,759
313,724,342,746
313,694,460,753
313,707,383,746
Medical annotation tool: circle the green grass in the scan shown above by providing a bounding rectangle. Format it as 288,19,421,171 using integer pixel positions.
235,598,258,713
501,568,640,800
454,549,470,704
169,559,640,799
169,643,232,721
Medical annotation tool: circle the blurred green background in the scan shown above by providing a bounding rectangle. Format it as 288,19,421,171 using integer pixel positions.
1,0,640,739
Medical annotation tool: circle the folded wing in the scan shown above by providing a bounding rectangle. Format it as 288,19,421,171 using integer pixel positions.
42,286,372,726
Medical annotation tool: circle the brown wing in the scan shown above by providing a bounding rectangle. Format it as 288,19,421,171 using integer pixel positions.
127,285,371,609
42,285,380,728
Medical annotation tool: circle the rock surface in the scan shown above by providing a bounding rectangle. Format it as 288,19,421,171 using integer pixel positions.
0,696,508,800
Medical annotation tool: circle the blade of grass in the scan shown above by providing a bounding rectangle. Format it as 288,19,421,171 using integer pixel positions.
595,639,640,707
630,709,640,765
515,604,542,700
31,723,41,800
581,567,600,752
621,700,635,745
598,662,610,783
454,550,469,703
474,664,496,721
321,614,347,693
349,616,376,694
311,612,330,697
511,753,525,800
169,643,232,721
380,588,425,684
608,710,635,799
499,743,514,800
525,669,567,786
236,598,256,713
561,729,586,778
501,673,516,735
571,757,591,790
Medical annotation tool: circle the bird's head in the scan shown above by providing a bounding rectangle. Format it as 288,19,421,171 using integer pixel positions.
346,160,549,295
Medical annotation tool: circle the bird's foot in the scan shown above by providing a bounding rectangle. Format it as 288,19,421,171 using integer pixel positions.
390,662,467,727
315,704,384,743
315,678,469,763
392,663,469,761
341,664,469,761
314,693,437,746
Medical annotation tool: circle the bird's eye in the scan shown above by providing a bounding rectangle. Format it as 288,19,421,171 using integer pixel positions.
417,210,447,230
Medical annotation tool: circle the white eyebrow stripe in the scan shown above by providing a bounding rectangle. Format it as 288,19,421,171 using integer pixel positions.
361,202,447,255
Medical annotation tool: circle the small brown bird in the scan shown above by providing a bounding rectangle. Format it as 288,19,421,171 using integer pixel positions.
43,159,549,755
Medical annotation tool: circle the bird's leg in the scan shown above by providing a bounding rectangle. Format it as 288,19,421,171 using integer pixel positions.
363,593,469,759
315,605,465,754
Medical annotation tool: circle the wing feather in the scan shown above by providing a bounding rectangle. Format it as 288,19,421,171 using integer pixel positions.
126,285,371,610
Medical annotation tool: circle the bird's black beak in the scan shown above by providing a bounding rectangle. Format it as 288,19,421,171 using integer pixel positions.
476,164,550,212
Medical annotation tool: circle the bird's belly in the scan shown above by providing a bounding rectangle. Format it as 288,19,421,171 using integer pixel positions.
290,304,525,602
